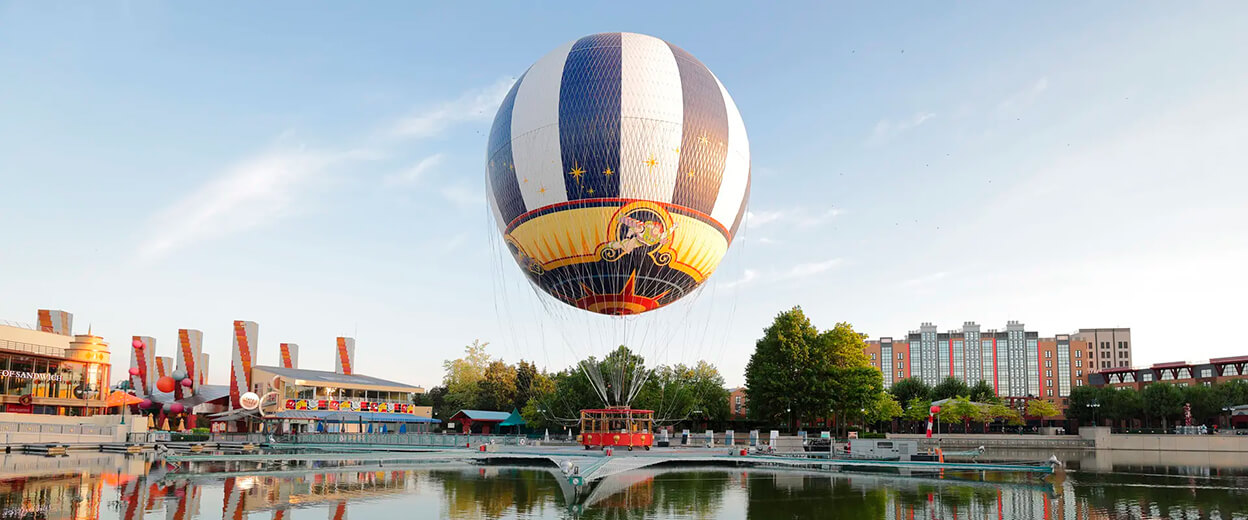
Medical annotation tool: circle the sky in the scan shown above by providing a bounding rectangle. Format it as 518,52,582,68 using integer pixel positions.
2,2,1247,389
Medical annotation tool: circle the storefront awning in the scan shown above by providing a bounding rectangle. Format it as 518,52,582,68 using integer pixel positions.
271,410,441,423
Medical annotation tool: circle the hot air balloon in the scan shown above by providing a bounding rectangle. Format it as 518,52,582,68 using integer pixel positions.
487,32,750,316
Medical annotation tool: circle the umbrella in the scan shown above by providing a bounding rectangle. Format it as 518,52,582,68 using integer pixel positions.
105,390,144,408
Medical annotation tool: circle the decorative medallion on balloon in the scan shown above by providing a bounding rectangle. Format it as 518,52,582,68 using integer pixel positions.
487,32,750,315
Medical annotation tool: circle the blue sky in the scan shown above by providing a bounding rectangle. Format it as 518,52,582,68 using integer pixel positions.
2,2,1246,388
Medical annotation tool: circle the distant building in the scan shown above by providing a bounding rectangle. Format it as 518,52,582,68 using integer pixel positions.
864,322,1124,416
728,387,748,419
1090,355,1248,390
0,310,111,416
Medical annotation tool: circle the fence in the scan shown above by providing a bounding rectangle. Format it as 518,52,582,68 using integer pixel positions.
207,432,541,447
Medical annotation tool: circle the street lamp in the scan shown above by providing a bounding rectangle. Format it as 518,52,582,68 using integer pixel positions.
1087,400,1101,426
785,406,792,434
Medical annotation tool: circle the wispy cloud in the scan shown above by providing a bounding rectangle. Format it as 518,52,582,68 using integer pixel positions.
439,184,480,209
441,233,468,254
390,77,515,139
868,111,935,145
898,271,949,288
746,207,844,230
997,77,1049,116
137,146,354,260
779,258,843,280
384,153,444,186
722,269,758,289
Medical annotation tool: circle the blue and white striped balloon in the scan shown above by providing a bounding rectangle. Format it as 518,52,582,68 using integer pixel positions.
488,32,750,315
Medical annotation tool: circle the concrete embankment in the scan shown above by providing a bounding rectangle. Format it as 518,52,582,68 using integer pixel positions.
888,427,1248,452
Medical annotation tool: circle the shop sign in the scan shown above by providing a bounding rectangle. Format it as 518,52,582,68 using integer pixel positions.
284,399,420,414
0,370,65,381
6,404,33,414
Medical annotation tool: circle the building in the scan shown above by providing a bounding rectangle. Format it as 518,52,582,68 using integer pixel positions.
0,310,111,416
1073,328,1132,370
864,321,1119,416
728,387,747,419
251,365,434,433
1090,355,1248,390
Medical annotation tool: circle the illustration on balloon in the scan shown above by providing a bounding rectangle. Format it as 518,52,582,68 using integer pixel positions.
488,32,749,316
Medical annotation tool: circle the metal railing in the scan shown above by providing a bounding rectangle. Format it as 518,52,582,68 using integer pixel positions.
272,433,526,447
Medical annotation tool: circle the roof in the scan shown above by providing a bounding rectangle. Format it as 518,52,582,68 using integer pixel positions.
272,410,440,423
1211,355,1248,365
210,407,261,422
1151,361,1190,369
252,365,423,392
498,408,526,427
1096,366,1137,374
451,410,511,422
142,384,232,407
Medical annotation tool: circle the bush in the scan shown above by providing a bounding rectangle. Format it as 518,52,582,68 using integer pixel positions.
192,427,209,434
171,432,210,442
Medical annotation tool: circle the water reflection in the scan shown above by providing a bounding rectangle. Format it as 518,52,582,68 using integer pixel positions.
0,450,1245,519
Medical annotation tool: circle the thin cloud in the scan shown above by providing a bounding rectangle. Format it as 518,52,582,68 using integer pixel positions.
390,77,515,139
385,153,444,186
779,258,843,280
722,269,758,289
746,207,844,230
997,77,1049,116
868,111,935,145
136,146,350,261
440,184,480,209
898,271,949,288
441,233,468,254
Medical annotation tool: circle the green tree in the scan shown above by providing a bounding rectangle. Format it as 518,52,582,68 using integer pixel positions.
944,396,980,433
1026,399,1061,427
442,340,492,412
744,307,831,431
1106,387,1142,429
1216,380,1248,410
830,366,884,436
1182,384,1221,424
902,397,931,428
930,377,970,401
820,322,872,369
866,394,903,427
889,378,931,406
478,360,518,411
1142,383,1184,429
1065,385,1100,425
968,380,998,404
514,360,539,410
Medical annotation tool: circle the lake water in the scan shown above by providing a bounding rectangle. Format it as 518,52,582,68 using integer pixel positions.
2,449,1246,519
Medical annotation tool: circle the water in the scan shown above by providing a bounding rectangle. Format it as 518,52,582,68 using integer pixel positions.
2,449,1246,519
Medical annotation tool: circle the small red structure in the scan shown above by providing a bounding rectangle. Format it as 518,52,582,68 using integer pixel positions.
579,407,654,451
449,410,510,434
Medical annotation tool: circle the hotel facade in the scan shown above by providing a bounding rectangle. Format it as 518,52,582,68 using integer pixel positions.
864,322,1131,414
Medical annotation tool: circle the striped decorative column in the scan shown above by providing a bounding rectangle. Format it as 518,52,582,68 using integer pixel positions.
230,321,259,412
199,353,210,385
334,337,355,375
130,336,157,398
279,343,299,369
176,329,203,397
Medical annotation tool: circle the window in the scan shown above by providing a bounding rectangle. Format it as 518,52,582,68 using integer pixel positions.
1119,361,1128,367
1142,373,1154,382
1046,389,1054,397
1076,360,1082,368
1045,370,1052,377
1045,360,1052,368
1076,370,1083,377
897,362,904,369
1119,351,1128,359
1200,368,1213,378
1076,380,1084,387
898,352,904,360
1102,361,1110,368
897,371,904,378
1075,350,1082,358
1203,381,1212,387
1045,351,1052,358
870,353,876,360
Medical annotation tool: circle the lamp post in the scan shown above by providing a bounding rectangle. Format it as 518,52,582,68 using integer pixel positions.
1087,400,1101,426
785,406,792,434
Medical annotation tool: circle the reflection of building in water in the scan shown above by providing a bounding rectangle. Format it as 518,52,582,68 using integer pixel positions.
213,470,420,517
0,471,105,520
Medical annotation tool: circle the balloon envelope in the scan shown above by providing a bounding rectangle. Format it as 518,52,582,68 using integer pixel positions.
156,376,176,393
487,32,750,316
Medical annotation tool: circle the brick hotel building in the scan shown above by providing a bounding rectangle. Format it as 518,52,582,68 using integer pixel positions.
864,322,1132,414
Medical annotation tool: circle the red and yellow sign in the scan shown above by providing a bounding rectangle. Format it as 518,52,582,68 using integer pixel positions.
284,399,419,414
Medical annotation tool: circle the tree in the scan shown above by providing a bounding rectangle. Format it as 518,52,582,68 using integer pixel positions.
443,340,492,412
1142,383,1184,429
1065,385,1100,425
829,366,884,436
819,322,872,369
1182,384,1221,425
744,307,830,431
930,377,970,401
902,397,931,430
968,380,998,404
1106,387,1142,429
478,360,518,411
1027,399,1061,427
866,394,903,427
941,396,979,433
890,378,931,407
515,360,540,410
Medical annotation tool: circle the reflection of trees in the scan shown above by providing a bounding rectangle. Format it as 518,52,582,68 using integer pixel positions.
429,468,563,520
745,473,886,520
1069,472,1248,518
579,470,733,520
